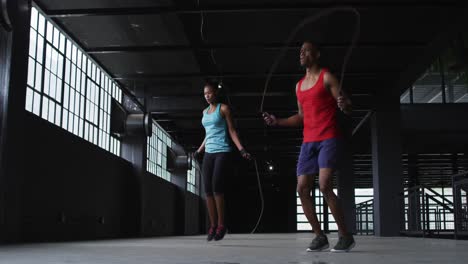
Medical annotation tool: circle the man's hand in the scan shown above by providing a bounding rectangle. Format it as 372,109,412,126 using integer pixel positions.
262,112,278,126
337,96,351,114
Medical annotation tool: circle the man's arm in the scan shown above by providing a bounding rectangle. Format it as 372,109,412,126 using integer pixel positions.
324,72,352,115
264,83,304,127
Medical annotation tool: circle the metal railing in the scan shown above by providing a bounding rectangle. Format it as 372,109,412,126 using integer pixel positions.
453,171,468,239
356,199,374,235
400,185,455,237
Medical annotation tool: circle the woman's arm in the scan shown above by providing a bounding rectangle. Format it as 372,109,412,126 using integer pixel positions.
196,137,206,154
221,104,251,159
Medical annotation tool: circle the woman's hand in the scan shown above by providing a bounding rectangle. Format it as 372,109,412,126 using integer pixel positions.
240,149,252,160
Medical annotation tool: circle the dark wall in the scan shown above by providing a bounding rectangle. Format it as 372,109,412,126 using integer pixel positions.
141,171,179,236
401,103,468,153
224,156,297,233
22,113,139,241
20,113,203,241
184,192,200,235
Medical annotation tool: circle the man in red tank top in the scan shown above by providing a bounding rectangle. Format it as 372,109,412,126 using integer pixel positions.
263,41,355,252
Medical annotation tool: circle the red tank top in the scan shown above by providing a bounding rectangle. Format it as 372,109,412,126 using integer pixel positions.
296,69,340,142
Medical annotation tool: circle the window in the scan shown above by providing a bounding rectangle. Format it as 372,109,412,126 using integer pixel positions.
147,121,172,181
187,163,199,195
25,6,121,156
402,187,455,231
296,189,338,231
297,188,375,232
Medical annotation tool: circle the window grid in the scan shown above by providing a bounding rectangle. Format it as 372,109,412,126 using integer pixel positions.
147,121,173,181
403,187,455,231
187,164,199,195
25,6,122,156
297,188,374,231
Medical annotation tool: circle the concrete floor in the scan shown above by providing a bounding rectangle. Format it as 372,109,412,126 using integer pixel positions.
1,233,467,264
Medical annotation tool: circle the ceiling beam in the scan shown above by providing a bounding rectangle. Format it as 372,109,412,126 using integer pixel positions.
46,2,463,18
151,92,372,98
151,109,371,115
86,41,426,54
114,71,398,80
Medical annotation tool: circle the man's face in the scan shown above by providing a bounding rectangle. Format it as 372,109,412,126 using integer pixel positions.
300,42,319,67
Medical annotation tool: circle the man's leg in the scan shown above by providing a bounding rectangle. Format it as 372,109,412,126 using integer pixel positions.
318,168,348,235
297,174,321,235
318,138,355,252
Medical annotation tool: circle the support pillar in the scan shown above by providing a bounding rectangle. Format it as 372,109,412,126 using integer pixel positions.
371,88,404,236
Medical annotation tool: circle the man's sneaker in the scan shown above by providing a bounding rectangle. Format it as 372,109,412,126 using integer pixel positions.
331,235,355,252
306,234,329,252
207,226,216,241
214,225,227,241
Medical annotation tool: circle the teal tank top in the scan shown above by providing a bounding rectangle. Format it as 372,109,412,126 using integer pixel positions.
202,104,232,153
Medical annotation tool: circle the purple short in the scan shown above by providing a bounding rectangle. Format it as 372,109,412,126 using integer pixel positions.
296,138,342,176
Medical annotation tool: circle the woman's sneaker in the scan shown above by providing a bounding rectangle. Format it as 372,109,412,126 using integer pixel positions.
207,226,216,241
306,234,329,252
331,235,355,253
214,225,227,241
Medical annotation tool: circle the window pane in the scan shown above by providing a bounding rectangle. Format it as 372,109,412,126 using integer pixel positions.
45,44,52,70
26,88,33,112
48,100,54,122
33,91,41,115
53,27,59,48
57,55,63,79
35,63,42,90
59,33,65,53
38,14,45,36
55,104,61,125
62,109,68,129
65,59,70,84
46,21,53,42
30,8,38,29
36,35,44,63
56,76,62,102
77,49,82,68
29,29,37,58
49,74,56,99
27,57,35,87
66,39,71,59
71,44,77,64
42,97,49,119
51,48,58,73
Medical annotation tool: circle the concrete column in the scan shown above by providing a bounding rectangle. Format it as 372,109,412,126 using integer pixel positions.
122,135,147,235
371,88,404,236
0,0,30,243
337,112,356,234
337,143,356,234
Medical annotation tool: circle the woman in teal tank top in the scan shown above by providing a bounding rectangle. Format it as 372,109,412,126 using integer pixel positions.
194,81,251,241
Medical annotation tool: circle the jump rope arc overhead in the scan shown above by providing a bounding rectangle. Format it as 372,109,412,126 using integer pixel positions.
260,7,361,113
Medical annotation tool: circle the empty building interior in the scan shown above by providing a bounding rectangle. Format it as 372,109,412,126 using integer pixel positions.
1,0,468,263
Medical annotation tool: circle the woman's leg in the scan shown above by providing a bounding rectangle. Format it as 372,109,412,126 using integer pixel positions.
212,153,229,227
214,194,225,227
212,153,230,240
202,153,217,228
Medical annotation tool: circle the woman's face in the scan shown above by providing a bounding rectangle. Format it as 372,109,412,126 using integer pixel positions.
204,85,217,104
